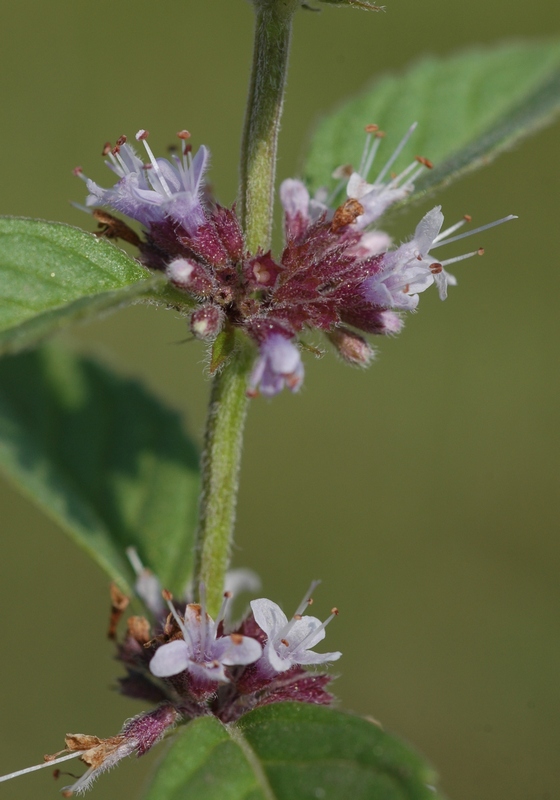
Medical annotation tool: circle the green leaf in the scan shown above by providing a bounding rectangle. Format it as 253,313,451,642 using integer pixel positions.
0,346,199,595
0,218,193,356
145,703,441,800
304,40,560,203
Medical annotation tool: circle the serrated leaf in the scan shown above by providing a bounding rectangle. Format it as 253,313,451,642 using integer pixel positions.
0,346,199,595
0,218,193,356
145,703,441,800
304,41,560,203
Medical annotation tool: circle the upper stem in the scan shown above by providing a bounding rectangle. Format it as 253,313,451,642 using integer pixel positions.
240,0,299,253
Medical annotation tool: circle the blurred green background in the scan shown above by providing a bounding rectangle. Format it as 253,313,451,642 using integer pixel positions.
0,1,559,798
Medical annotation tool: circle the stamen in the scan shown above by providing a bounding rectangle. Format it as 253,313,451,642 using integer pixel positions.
290,608,339,653
374,122,418,186
384,159,421,191
62,766,95,797
199,583,208,655
294,580,322,617
0,752,84,784
72,167,88,183
162,591,192,647
275,580,322,643
414,155,433,169
359,124,382,178
440,248,484,267
135,129,173,198
362,136,382,181
433,217,469,243
215,591,233,630
430,215,517,249
126,546,144,577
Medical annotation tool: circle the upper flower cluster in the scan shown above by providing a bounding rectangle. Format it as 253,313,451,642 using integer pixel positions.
77,126,515,397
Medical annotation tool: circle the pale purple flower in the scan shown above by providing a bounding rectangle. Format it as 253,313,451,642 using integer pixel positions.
126,546,165,617
79,130,209,235
364,206,517,310
149,592,262,683
251,581,341,673
247,334,304,398
280,178,329,239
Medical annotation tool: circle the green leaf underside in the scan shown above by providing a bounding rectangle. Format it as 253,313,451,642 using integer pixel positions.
0,346,199,594
303,40,560,203
145,703,441,800
0,218,193,356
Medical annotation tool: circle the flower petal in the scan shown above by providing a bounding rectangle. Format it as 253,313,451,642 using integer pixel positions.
149,640,190,678
251,598,288,638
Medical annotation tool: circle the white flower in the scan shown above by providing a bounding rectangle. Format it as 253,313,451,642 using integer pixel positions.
363,206,517,311
251,581,341,673
150,592,262,683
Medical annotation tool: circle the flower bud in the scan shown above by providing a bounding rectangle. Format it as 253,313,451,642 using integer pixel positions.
166,257,214,297
327,326,375,367
190,304,224,341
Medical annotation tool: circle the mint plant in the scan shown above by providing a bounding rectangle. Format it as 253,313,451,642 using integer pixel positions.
0,1,559,798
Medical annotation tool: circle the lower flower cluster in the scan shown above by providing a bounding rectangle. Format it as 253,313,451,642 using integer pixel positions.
0,560,340,796
120,576,341,724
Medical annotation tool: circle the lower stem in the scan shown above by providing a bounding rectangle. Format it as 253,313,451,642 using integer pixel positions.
193,338,253,616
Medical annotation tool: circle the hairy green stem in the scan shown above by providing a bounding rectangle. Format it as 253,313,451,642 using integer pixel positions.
193,338,253,616
194,0,298,615
240,0,299,252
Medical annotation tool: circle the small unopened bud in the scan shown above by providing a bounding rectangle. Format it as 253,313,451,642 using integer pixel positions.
327,327,374,367
166,258,214,297
190,305,224,341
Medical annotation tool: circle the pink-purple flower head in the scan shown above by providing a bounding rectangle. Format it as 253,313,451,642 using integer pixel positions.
77,130,208,235
251,581,342,673
149,589,262,684
77,125,516,398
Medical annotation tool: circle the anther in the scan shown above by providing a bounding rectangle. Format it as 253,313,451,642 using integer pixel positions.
375,130,386,138
116,135,127,146
101,142,112,156
464,214,472,222
224,591,233,599
177,130,191,140
72,167,83,176
293,614,303,621
111,145,120,156
430,263,443,274
280,639,290,647
477,248,484,255
230,634,243,645
331,607,339,615
308,598,314,606
415,156,433,169
162,589,173,602
364,123,379,133
136,130,149,141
